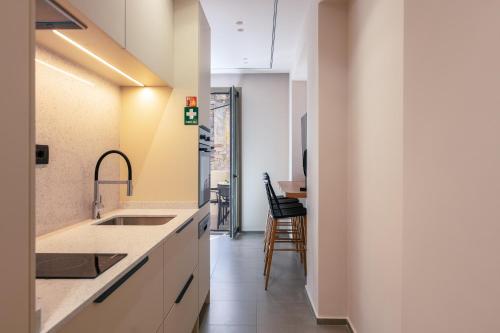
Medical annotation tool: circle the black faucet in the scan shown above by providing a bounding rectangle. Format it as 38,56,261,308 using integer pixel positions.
92,150,133,219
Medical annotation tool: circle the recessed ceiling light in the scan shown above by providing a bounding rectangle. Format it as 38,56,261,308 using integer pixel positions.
236,21,243,25
237,28,244,32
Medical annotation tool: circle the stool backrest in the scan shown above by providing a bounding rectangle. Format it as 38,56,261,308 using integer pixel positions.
262,172,282,215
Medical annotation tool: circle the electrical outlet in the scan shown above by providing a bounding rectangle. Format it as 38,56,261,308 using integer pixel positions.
36,145,49,165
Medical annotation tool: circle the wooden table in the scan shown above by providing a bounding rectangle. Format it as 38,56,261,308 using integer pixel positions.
277,181,307,198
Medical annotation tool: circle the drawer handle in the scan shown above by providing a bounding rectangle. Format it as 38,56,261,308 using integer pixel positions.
199,214,210,238
175,274,194,304
176,218,194,234
94,256,149,303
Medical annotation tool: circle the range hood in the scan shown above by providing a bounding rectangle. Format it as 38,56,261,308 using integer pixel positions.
36,0,87,30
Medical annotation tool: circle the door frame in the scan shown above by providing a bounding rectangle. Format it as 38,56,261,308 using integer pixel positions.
229,86,242,238
210,87,242,237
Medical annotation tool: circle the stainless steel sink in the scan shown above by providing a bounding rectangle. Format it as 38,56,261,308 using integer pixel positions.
95,216,175,226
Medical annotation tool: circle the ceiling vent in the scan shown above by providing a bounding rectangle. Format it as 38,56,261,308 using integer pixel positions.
36,0,87,30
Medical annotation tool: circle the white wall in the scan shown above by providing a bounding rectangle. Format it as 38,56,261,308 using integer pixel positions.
212,74,290,231
289,80,306,181
302,1,320,309
348,0,403,332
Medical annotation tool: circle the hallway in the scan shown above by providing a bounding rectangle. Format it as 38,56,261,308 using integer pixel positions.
199,233,349,333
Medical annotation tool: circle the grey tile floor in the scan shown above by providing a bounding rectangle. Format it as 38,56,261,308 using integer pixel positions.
199,233,349,333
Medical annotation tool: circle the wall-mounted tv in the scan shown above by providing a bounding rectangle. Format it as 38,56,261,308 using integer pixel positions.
301,113,307,179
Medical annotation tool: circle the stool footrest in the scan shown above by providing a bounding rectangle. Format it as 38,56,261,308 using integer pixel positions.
272,248,306,252
263,205,308,290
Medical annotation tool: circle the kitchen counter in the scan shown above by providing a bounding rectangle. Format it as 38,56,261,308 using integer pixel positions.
36,208,198,333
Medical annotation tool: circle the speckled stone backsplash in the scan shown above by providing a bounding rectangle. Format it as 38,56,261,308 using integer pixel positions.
35,47,121,236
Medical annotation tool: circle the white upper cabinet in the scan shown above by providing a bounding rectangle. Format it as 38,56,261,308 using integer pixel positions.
68,0,126,48
67,0,174,85
125,0,174,85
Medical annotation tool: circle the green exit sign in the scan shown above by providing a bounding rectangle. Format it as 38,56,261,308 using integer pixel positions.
184,107,199,125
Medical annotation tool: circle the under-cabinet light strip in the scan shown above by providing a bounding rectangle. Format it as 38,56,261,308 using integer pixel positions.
35,58,94,87
52,30,145,87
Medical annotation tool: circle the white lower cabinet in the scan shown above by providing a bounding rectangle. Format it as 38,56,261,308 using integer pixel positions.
57,245,164,333
164,216,198,316
56,214,203,333
163,266,199,333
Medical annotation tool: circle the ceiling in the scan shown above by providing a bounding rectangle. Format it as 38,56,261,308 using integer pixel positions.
199,0,309,74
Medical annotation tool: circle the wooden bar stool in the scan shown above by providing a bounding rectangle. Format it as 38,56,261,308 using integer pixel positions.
262,175,307,290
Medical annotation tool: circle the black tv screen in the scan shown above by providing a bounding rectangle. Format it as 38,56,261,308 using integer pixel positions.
301,114,307,153
301,114,307,177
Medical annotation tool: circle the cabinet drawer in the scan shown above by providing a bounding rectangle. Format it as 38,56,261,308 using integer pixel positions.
58,245,164,333
163,267,199,333
164,216,198,315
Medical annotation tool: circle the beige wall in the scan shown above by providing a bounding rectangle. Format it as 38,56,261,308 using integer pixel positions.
120,86,198,205
294,0,500,331
175,0,210,128
0,1,35,331
298,0,349,317
35,47,121,236
316,0,348,317
198,7,211,128
403,0,500,332
348,0,403,332
120,0,210,207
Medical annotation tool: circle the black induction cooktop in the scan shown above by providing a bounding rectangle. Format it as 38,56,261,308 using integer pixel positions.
36,253,127,279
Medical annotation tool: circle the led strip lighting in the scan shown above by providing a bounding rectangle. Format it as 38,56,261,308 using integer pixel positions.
35,58,94,87
53,30,145,87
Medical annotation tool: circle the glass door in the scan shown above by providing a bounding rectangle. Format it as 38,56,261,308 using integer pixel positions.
209,91,231,233
209,87,241,238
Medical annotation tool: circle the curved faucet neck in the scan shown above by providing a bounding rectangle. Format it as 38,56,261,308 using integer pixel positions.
94,150,132,181
92,150,133,219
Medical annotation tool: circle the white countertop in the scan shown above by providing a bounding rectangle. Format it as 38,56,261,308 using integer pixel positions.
36,208,198,333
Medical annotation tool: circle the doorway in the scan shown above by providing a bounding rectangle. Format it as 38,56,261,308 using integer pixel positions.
209,87,241,238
